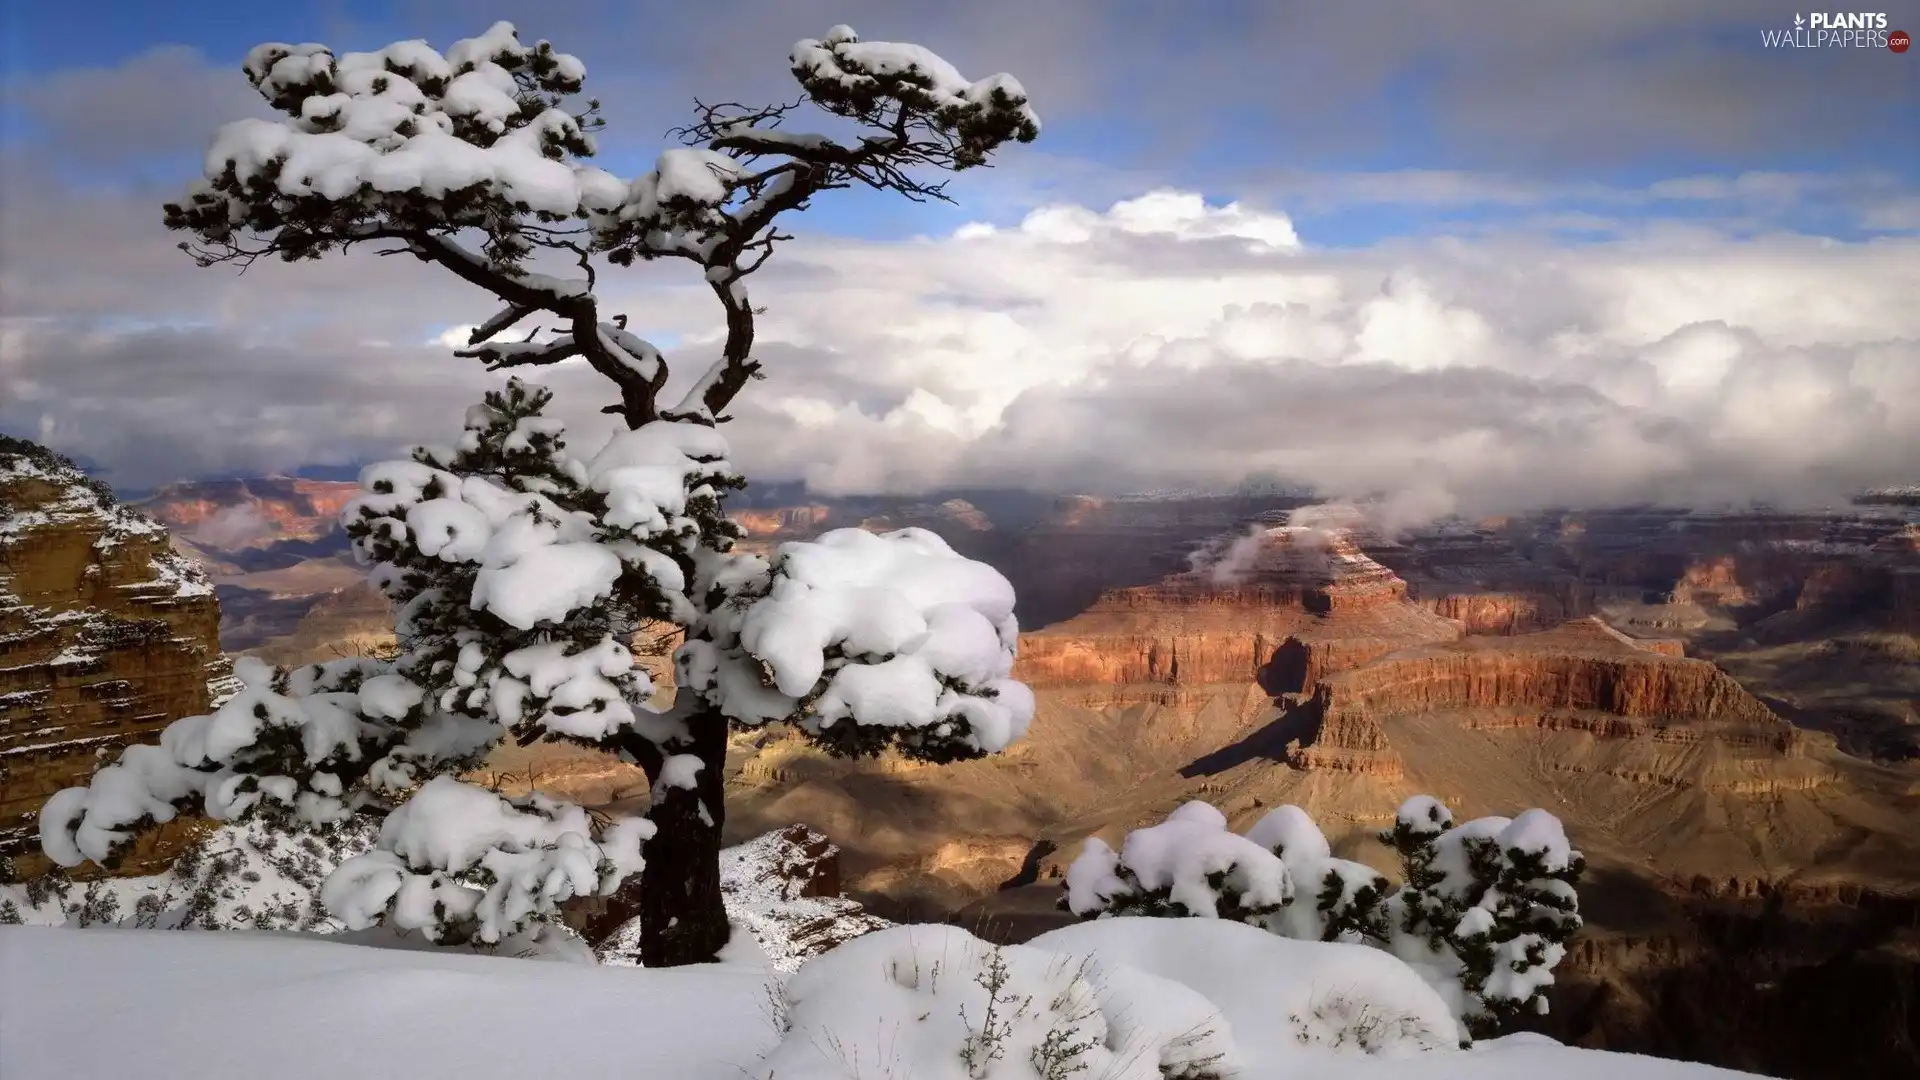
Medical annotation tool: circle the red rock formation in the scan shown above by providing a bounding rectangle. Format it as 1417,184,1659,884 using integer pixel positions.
1015,526,1462,697
1670,555,1753,607
1416,590,1584,635
732,505,834,539
1,440,230,876
140,477,359,549
1291,617,1805,785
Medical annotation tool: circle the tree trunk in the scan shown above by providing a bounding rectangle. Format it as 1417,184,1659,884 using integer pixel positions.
636,702,731,966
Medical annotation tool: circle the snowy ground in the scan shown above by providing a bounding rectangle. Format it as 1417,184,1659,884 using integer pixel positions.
0,918,1760,1080
0,926,775,1080
600,826,891,971
0,822,1758,1080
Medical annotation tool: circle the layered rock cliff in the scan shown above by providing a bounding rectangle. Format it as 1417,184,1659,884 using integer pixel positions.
1290,617,1806,784
1015,525,1463,701
0,438,229,876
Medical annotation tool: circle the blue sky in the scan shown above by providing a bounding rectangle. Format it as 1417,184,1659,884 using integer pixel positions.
5,0,1915,247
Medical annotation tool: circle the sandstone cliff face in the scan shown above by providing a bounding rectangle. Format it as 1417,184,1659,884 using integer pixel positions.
1015,526,1463,698
1292,617,1807,784
1314,618,1783,736
1,439,228,875
1412,590,1578,634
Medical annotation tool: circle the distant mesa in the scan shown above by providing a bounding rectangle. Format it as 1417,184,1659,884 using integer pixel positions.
139,476,360,555
1016,521,1463,694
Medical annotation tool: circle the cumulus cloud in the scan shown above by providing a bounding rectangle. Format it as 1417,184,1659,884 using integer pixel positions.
695,193,1920,514
5,180,1918,515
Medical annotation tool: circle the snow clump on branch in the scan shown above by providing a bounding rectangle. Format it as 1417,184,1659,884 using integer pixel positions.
791,25,1040,168
684,527,1035,761
170,23,623,263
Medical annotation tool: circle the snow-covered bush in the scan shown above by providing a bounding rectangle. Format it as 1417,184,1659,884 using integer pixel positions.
1062,796,1584,1039
1378,799,1585,1037
1028,919,1461,1061
1063,802,1389,946
39,19,1039,967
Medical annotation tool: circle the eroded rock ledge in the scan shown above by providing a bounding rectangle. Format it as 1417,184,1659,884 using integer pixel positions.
0,438,227,876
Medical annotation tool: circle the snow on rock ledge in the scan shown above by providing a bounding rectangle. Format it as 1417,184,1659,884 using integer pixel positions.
1,437,225,875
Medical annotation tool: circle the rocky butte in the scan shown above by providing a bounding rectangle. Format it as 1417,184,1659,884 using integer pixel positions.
1016,521,1464,700
0,438,234,877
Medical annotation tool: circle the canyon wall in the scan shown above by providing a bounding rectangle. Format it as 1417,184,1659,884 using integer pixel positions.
1,439,230,877
1015,526,1463,699
1288,618,1803,783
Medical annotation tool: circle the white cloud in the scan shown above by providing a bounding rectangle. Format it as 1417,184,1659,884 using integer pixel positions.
5,186,1918,516
970,189,1301,251
694,190,1920,512
430,325,478,350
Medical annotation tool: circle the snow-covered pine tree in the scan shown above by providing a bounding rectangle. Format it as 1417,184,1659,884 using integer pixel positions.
37,21,1040,967
1061,796,1584,1038
1378,799,1586,1037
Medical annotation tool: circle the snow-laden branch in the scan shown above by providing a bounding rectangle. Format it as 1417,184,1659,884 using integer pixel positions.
322,776,651,943
175,23,620,261
37,655,480,862
163,21,1038,433
456,333,583,370
790,25,1041,169
684,526,1035,761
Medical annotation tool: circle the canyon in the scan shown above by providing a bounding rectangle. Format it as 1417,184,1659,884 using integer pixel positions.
113,472,1920,1076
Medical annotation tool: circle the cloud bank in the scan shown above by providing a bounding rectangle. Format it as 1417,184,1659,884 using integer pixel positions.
5,181,1915,516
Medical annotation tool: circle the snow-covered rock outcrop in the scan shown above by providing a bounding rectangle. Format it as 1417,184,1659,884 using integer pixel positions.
0,437,229,877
